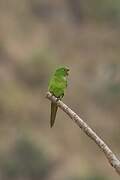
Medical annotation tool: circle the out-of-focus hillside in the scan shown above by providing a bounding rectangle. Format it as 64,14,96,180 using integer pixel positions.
0,0,120,180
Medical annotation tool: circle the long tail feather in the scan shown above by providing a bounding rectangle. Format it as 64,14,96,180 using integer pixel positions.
50,102,58,128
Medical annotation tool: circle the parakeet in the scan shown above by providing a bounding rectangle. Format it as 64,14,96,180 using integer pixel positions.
48,67,69,127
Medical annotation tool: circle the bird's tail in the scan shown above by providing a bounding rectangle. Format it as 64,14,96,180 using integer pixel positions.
50,102,58,128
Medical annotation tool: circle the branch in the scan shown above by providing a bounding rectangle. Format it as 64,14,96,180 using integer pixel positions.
46,92,120,176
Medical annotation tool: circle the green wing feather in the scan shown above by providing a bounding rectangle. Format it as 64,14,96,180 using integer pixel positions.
49,76,67,97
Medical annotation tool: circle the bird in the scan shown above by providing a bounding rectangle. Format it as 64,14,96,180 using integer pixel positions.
48,66,69,127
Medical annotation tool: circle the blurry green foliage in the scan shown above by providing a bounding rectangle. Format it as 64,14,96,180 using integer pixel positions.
94,82,120,110
0,137,51,180
92,63,120,110
0,83,28,122
108,84,120,95
65,177,80,180
65,174,109,180
84,174,108,180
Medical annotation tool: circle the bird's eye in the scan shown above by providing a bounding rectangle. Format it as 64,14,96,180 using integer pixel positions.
65,68,69,75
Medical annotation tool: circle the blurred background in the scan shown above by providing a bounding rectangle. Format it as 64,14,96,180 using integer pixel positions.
0,0,120,179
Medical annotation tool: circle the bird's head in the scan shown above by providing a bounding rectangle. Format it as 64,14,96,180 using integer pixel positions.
55,67,69,76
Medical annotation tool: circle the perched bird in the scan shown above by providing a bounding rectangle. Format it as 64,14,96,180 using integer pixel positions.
48,67,69,127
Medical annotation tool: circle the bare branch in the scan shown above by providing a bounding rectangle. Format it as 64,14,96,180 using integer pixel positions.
46,92,120,176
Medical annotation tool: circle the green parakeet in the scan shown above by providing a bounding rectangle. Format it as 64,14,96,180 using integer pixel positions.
48,67,69,127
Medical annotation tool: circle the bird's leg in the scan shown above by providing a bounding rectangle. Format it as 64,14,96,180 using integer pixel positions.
60,93,64,98
50,92,63,102
56,97,61,102
50,93,60,103
56,93,64,102
50,92,56,98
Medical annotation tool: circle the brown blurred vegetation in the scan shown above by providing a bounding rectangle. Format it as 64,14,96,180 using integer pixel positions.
0,0,120,179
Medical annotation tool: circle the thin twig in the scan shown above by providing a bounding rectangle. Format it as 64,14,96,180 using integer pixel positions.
46,92,120,176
